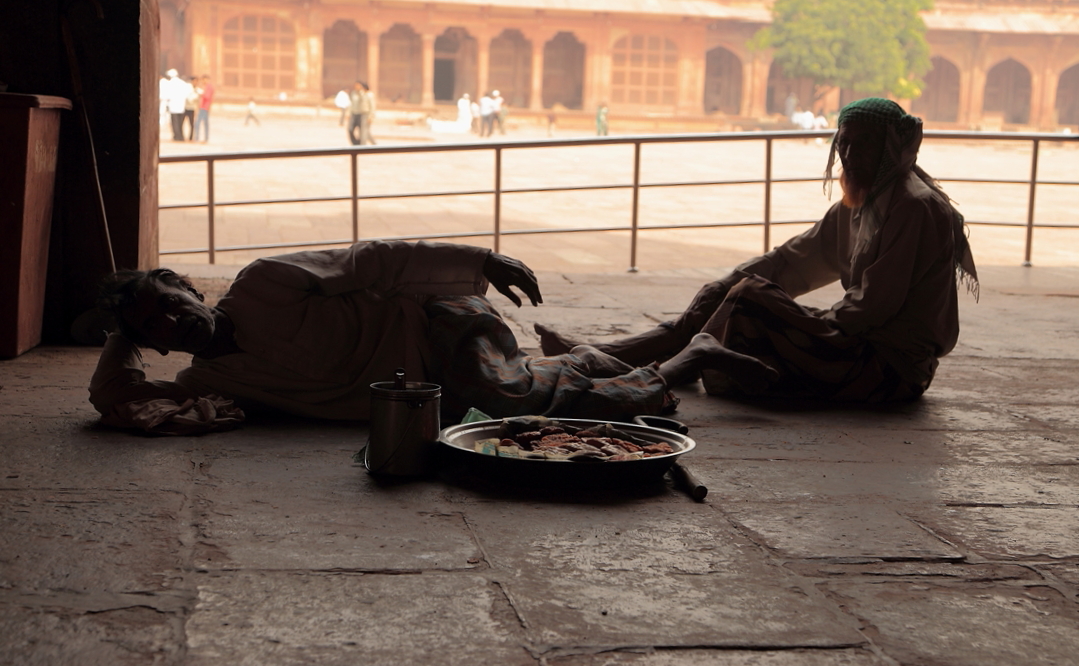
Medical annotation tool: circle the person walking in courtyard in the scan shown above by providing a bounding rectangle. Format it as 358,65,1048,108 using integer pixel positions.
596,102,609,136
162,69,189,141
479,91,496,137
244,97,260,126
347,81,376,145
193,75,214,142
334,88,350,126
536,98,979,403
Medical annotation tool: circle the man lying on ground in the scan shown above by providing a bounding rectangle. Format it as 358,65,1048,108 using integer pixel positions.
89,241,772,434
536,98,979,403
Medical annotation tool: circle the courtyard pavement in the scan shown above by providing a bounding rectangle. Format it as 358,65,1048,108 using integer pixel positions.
1,107,1078,664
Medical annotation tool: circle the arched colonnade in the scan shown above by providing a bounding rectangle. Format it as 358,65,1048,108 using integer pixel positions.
178,4,1079,128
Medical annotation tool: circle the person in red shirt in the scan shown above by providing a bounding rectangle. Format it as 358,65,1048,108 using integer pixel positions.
194,75,214,143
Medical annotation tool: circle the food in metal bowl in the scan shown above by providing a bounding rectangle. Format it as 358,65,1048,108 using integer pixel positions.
472,415,675,462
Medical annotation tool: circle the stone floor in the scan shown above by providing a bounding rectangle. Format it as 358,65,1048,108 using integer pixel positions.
2,263,1078,665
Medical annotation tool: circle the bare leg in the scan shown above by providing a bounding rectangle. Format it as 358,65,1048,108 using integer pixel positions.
658,333,779,395
534,323,686,366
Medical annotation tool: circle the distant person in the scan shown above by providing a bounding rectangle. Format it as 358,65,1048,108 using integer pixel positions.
348,81,375,145
546,111,557,137
813,108,829,130
362,83,377,145
784,92,799,120
163,69,190,141
492,91,507,135
244,97,260,126
183,76,200,140
470,96,481,134
596,102,609,136
194,75,214,142
456,93,472,128
334,89,350,126
479,91,496,137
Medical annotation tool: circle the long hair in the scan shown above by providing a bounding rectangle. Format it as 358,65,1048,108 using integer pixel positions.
97,268,202,344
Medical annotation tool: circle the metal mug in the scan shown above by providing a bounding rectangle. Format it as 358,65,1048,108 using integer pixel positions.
365,377,441,476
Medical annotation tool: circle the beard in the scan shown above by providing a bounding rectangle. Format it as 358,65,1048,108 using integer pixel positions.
839,168,871,209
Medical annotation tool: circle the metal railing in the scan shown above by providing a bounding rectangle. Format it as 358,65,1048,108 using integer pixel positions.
159,129,1079,269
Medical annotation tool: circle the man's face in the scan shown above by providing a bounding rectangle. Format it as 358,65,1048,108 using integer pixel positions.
835,119,886,207
121,279,216,354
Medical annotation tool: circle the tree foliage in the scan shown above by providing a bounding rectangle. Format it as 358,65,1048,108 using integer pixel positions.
750,0,933,101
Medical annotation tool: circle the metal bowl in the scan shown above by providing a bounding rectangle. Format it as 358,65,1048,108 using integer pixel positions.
437,418,696,486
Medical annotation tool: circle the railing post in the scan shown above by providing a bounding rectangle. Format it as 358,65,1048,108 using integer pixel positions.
350,152,359,243
763,137,773,254
207,159,216,265
494,146,502,253
1023,138,1040,267
629,141,641,273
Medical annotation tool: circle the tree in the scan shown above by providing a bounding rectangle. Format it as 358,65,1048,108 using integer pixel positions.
750,0,933,103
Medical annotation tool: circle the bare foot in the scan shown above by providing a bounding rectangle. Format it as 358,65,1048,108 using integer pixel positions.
659,333,779,393
534,323,580,356
569,345,635,378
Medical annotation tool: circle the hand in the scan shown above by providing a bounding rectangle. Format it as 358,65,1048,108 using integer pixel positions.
483,252,543,307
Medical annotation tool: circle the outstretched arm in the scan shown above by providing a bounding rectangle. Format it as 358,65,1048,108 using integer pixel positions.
483,252,543,307
88,333,202,416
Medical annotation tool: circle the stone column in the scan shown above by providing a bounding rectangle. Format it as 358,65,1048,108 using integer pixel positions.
964,34,991,128
421,33,435,106
477,33,490,97
529,37,545,110
367,24,382,95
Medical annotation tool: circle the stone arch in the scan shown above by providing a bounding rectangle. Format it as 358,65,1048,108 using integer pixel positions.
912,56,960,122
322,20,367,99
434,27,478,103
1055,62,1079,127
489,29,531,108
379,24,422,104
542,32,585,110
765,60,814,116
983,57,1032,125
610,34,679,107
703,46,742,115
221,14,296,91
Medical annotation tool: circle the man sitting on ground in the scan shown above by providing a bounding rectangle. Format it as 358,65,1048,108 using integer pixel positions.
89,241,761,433
536,98,978,402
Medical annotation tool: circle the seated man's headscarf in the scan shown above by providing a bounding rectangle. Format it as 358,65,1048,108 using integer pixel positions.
825,98,978,298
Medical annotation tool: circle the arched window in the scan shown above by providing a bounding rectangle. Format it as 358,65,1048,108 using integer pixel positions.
611,34,678,106
543,32,585,110
913,56,960,122
323,20,367,99
984,58,1032,125
489,30,531,108
1055,63,1079,127
703,46,742,115
379,24,422,104
222,15,296,91
765,60,813,116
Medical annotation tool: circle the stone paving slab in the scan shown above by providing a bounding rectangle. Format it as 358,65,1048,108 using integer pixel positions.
193,449,481,571
469,504,865,650
821,580,1079,666
0,488,188,594
908,505,1079,560
184,572,532,666
721,503,962,561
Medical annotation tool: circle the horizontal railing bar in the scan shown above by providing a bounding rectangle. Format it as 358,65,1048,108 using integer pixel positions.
160,215,1078,257
157,129,1079,164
